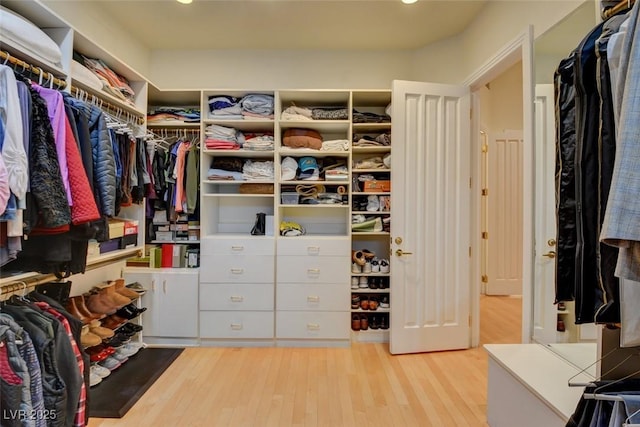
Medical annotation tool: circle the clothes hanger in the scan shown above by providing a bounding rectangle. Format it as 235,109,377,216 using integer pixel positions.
624,406,640,427
568,346,621,387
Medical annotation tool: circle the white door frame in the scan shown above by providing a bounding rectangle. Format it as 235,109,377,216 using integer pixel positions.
464,26,535,347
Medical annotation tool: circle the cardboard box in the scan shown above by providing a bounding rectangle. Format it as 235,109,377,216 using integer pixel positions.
123,219,139,236
107,219,125,239
363,180,391,192
99,238,122,254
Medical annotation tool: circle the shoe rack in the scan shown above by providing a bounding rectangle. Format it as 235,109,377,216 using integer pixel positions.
349,91,392,343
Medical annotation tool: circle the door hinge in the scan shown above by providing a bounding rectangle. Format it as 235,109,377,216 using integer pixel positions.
469,315,472,327
481,274,488,283
481,188,488,196
469,177,472,188
469,246,472,257
482,143,488,153
482,231,488,239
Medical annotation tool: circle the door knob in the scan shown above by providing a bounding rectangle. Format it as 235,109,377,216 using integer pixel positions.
547,239,556,246
542,251,556,259
396,249,413,257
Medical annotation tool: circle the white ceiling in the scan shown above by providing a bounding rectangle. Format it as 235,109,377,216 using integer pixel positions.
90,0,488,51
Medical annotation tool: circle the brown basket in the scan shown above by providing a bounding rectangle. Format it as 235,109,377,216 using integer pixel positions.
239,183,274,194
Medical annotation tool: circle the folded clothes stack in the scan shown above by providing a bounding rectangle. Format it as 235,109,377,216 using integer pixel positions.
204,124,245,150
147,106,200,124
240,93,274,119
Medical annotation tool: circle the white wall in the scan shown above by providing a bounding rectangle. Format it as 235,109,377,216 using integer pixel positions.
488,61,524,131
148,49,414,90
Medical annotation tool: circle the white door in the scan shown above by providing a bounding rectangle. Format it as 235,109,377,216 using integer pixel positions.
486,131,524,295
532,84,558,344
390,80,471,354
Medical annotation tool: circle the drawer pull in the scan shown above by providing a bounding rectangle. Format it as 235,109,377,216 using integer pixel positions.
307,296,320,303
307,246,320,254
151,280,156,291
230,268,244,274
307,323,320,331
230,296,244,302
231,246,244,251
307,268,320,274
230,323,243,330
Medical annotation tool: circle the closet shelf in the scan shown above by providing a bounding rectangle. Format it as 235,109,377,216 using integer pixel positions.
202,180,274,185
278,204,348,208
71,79,145,119
0,42,67,80
202,193,274,198
278,148,349,158
350,211,391,215
351,308,390,313
352,191,391,196
352,123,391,129
202,149,275,157
279,120,350,132
351,231,390,236
147,122,200,129
203,119,274,131
352,168,391,173
352,147,392,154
281,180,349,185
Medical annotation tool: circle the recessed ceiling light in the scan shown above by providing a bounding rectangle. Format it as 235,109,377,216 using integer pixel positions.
176,0,192,4
402,0,418,3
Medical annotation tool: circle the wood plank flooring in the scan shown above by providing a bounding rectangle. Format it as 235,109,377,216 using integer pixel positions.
89,295,521,427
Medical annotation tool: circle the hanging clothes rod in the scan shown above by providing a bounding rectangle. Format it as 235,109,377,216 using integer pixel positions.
603,0,636,19
70,85,145,126
0,50,67,89
0,247,143,299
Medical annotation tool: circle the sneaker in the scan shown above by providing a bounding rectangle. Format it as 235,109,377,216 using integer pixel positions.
120,341,145,354
351,277,360,289
126,282,147,296
359,277,368,288
91,364,111,379
351,262,362,274
363,262,372,274
380,259,390,274
116,344,141,358
371,259,380,273
99,356,122,371
111,351,129,363
380,296,390,308
90,372,102,387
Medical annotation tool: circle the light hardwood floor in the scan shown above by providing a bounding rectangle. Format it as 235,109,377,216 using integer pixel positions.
90,295,521,427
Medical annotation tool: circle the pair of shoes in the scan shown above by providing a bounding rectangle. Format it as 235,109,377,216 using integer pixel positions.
117,322,143,336
89,319,114,339
361,297,379,311
369,278,379,289
352,250,366,266
103,332,132,348
89,372,102,387
116,303,147,320
380,315,389,330
350,277,359,289
370,315,380,330
80,325,102,348
87,344,115,363
352,314,369,331
66,296,102,324
363,262,372,273
371,259,380,273
91,364,111,379
113,278,141,300
351,263,362,273
101,314,128,330
117,342,144,358
379,296,390,308
99,356,122,371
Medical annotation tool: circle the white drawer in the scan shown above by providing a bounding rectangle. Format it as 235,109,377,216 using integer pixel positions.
277,237,350,257
200,283,274,311
200,311,274,339
276,283,349,311
276,311,350,340
201,236,275,256
200,255,274,283
276,256,349,283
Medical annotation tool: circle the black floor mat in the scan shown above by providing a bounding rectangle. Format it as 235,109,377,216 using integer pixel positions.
89,347,184,418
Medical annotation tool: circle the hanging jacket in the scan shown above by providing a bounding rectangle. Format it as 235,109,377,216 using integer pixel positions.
27,86,71,229
554,52,578,304
62,116,100,225
87,105,116,217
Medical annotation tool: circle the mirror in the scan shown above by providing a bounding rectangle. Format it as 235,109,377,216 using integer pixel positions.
532,2,598,363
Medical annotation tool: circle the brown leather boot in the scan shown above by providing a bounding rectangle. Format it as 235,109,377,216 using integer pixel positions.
86,291,118,315
114,278,140,300
74,296,103,321
66,297,90,324
98,282,131,308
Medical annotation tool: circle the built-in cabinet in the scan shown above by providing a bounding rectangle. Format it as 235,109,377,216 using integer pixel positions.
122,268,199,346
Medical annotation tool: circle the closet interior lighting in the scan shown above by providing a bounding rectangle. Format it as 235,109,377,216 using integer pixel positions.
402,0,418,4
176,0,193,4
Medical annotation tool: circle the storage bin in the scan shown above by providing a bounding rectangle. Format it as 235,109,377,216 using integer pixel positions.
281,192,299,205
99,238,122,254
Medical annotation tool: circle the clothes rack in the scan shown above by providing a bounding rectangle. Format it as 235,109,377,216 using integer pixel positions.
603,0,636,19
0,49,67,89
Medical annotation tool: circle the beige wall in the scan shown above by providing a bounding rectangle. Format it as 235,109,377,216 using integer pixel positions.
488,61,524,131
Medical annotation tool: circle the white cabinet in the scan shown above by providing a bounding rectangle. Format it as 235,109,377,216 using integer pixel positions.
123,267,199,345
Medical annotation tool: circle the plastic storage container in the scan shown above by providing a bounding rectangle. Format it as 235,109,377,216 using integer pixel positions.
281,192,299,205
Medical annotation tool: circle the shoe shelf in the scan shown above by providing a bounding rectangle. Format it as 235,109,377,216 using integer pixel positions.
351,289,390,295
351,308,390,313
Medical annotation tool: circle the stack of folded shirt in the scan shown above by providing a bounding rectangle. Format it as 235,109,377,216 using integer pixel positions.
240,94,274,119
281,105,313,121
208,157,244,180
311,107,348,120
320,139,350,151
352,133,391,147
208,95,242,120
242,160,274,181
243,133,274,151
147,107,200,125
352,109,391,123
204,124,245,150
